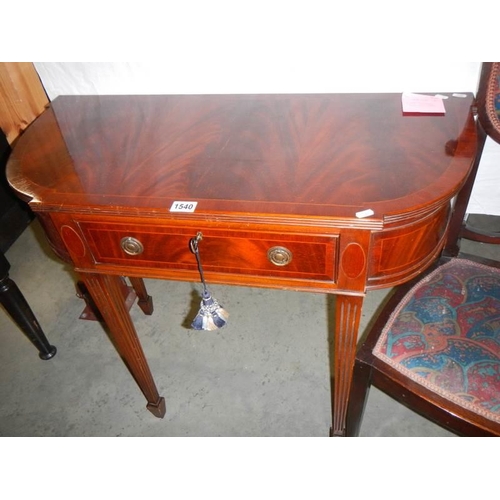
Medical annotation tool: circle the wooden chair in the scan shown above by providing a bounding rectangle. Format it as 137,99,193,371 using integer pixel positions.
0,128,57,360
345,62,500,436
461,62,500,244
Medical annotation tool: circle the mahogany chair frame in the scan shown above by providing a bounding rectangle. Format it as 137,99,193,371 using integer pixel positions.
461,62,500,244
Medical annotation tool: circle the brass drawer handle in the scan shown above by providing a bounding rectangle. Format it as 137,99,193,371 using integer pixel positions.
267,246,292,266
120,236,144,256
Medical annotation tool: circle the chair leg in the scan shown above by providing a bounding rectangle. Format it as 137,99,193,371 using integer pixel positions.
345,359,372,437
129,277,154,315
0,272,57,360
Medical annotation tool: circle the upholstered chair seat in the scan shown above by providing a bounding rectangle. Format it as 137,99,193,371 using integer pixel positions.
373,259,500,429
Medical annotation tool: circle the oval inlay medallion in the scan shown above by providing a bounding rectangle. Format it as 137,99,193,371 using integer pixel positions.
61,225,86,258
341,243,366,279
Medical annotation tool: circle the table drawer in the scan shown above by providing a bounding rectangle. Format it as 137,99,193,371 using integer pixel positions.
78,221,338,282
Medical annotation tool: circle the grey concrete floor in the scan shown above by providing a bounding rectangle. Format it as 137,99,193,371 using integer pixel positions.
1,217,498,437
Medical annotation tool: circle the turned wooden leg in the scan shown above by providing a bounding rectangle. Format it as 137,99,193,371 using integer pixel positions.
0,269,57,360
330,294,364,437
129,277,154,315
80,273,165,418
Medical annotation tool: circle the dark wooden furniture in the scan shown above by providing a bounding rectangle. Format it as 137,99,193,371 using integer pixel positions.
0,251,57,360
345,64,500,436
345,252,500,437
7,93,480,435
0,129,33,252
0,128,56,360
461,62,500,244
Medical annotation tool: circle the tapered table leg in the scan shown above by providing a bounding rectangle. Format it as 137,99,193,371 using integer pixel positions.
330,294,364,437
0,266,57,360
129,277,154,315
81,273,165,418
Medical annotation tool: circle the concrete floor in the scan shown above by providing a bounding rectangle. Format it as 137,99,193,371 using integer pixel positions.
1,217,498,437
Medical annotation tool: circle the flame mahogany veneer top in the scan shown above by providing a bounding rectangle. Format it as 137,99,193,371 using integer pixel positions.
7,93,477,222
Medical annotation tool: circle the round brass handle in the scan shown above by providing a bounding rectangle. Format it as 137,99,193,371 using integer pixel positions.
120,236,144,256
267,246,292,266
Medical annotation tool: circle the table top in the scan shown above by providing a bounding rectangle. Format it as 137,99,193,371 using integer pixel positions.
7,93,477,224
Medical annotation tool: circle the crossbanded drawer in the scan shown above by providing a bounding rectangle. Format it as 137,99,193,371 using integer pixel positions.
78,221,338,282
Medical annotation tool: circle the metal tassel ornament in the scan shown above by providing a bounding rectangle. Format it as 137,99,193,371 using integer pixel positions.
189,232,229,331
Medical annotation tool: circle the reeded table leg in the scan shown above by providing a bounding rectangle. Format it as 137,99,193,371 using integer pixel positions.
330,294,364,437
81,272,165,418
0,271,57,360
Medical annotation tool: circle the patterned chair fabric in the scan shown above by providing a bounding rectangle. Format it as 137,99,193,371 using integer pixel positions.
373,259,500,423
477,62,500,144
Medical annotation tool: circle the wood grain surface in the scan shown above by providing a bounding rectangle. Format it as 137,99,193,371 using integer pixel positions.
7,93,476,222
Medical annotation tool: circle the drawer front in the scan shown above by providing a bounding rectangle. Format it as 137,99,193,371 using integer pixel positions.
78,221,338,282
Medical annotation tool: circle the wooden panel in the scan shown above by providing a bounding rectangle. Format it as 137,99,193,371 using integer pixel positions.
368,204,450,289
7,94,476,223
79,221,338,282
0,62,48,144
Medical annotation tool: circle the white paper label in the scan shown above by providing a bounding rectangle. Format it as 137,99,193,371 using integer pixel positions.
169,201,198,213
356,209,374,218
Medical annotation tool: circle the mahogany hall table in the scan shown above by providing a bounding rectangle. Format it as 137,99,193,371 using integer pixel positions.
7,93,478,436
